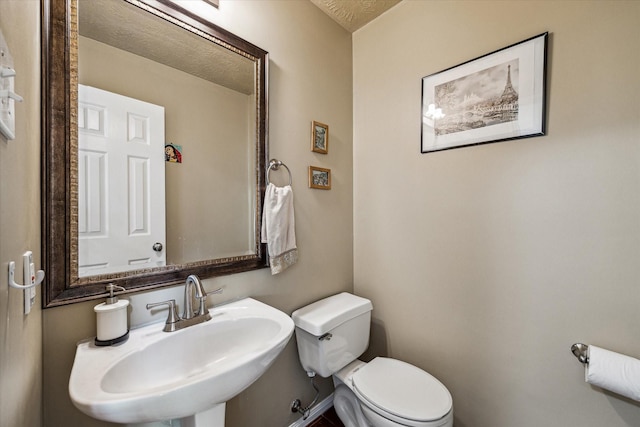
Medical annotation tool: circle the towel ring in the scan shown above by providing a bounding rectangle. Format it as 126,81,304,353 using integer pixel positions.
267,159,292,186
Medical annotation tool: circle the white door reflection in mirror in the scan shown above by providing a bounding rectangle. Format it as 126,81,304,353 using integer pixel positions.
78,85,166,277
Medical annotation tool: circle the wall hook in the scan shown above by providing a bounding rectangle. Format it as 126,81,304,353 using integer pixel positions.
8,260,44,289
8,251,45,314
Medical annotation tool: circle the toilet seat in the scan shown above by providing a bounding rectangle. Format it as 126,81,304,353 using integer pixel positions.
352,358,452,425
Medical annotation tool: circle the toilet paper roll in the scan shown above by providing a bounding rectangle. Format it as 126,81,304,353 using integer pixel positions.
586,345,640,401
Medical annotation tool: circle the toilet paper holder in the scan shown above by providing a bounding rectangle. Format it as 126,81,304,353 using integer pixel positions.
571,343,589,364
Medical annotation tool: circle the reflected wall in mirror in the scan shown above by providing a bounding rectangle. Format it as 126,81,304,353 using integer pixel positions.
42,0,268,306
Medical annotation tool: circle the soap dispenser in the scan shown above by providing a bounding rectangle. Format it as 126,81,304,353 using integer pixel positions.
94,284,130,346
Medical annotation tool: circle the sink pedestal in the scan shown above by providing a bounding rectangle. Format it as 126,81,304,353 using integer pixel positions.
181,404,225,427
129,403,225,427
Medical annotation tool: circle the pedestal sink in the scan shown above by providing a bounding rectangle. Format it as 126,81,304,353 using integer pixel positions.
69,298,294,426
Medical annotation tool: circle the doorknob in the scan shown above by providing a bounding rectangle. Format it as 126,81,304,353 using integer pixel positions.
152,242,163,252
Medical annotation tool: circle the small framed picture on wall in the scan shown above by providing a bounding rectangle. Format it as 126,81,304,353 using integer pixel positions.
308,166,331,190
311,121,329,154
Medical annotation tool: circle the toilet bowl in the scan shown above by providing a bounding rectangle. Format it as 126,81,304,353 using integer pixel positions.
333,359,453,427
291,293,453,427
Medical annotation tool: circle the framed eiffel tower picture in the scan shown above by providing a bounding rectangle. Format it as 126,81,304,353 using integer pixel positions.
421,32,548,153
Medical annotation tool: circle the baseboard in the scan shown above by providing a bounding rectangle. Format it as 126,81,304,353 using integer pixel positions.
287,393,334,427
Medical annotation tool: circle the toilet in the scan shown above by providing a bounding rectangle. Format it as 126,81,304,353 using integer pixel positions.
291,292,453,427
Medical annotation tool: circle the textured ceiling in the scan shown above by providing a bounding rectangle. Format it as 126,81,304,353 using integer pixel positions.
78,0,403,94
78,0,255,95
310,0,403,33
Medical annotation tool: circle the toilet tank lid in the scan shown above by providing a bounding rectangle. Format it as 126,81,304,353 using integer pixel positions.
292,292,372,336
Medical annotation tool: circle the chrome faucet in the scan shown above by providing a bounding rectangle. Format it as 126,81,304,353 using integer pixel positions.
146,275,222,332
183,274,207,320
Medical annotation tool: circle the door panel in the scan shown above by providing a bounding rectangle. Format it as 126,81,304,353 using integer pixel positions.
78,85,166,276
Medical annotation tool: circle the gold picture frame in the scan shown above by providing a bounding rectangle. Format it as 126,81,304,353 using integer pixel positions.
311,120,329,154
308,166,331,190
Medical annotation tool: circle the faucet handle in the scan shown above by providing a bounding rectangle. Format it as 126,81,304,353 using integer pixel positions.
196,287,222,317
146,299,181,331
207,287,223,296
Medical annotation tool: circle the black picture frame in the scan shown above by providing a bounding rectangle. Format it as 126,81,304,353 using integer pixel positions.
421,32,548,153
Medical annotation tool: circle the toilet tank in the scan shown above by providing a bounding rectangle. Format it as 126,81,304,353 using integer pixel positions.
292,292,373,377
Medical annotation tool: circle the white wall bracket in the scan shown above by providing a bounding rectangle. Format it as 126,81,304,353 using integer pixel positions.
0,28,23,140
8,251,45,314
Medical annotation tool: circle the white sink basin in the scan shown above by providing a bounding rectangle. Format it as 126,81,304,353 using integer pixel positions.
69,298,294,424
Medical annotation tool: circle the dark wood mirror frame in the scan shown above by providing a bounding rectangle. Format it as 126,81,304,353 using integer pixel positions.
41,0,269,307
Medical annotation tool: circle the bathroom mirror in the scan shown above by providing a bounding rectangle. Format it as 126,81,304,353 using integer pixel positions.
42,0,268,307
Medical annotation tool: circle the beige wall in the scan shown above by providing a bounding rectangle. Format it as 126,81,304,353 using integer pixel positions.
43,1,353,426
353,1,640,427
0,1,42,426
8,1,637,427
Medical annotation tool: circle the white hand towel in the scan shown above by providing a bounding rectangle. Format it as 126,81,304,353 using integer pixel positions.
586,345,640,401
261,183,298,274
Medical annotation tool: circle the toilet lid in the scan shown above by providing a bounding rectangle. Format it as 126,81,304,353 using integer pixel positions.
352,357,452,422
